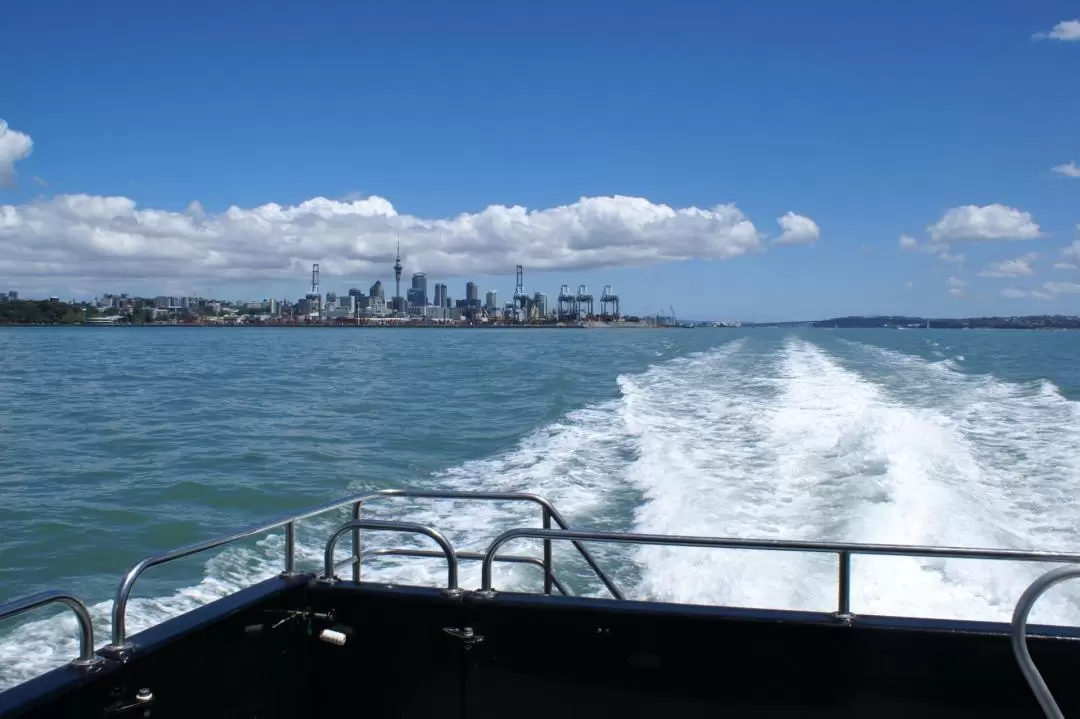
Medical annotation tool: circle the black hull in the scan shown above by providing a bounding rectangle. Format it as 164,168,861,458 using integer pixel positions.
4,575,1080,718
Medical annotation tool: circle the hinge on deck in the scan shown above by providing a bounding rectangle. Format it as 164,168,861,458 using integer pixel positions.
443,626,484,650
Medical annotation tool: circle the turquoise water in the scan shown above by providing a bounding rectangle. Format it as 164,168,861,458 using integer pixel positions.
3,327,1080,687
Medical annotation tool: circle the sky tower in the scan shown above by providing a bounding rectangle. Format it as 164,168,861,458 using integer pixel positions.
393,239,403,312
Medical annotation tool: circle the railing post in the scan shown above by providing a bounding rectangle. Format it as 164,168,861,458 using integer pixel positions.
837,550,852,622
351,501,362,583
0,591,104,669
542,508,553,595
283,521,296,576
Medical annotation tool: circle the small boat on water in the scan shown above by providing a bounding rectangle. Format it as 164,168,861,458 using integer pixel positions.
2,488,1079,718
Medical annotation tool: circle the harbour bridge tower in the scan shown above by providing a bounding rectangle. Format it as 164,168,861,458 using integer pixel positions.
575,284,594,319
557,285,576,321
600,285,620,320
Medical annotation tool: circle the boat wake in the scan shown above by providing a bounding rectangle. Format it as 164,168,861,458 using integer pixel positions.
4,333,1080,690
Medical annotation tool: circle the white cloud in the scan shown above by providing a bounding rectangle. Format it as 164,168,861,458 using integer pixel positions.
1034,19,1080,41
928,204,1042,242
1001,288,1050,300
1055,262,1077,270
978,252,1038,277
1052,161,1080,178
1044,281,1080,294
773,211,820,245
0,193,795,285
948,276,967,296
1064,239,1080,259
899,235,964,264
0,120,33,188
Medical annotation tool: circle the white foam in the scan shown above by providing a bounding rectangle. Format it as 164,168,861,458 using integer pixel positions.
5,333,1080,690
622,337,1080,624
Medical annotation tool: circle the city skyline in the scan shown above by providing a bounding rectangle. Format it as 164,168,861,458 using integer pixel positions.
2,2,1079,321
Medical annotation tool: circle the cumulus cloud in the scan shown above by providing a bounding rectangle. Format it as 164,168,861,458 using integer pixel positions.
1052,161,1080,178
1064,239,1080,259
1055,262,1077,270
773,211,820,245
1034,19,1080,41
978,253,1038,278
928,204,1042,242
898,233,966,265
0,193,800,285
1044,281,1080,294
1001,288,1051,300
0,120,33,188
948,276,967,296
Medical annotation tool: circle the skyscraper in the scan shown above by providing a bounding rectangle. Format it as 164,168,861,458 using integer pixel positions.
533,292,548,317
369,280,384,298
466,281,478,303
434,283,447,308
411,273,428,306
485,290,498,311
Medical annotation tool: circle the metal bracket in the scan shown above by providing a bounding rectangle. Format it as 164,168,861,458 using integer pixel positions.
99,643,134,662
103,687,154,716
443,626,484,649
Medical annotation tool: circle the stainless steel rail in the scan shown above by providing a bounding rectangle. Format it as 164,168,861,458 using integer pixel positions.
358,490,623,599
348,547,572,596
0,590,103,669
1010,566,1080,719
104,488,612,652
104,491,378,652
322,519,460,590
479,528,1080,620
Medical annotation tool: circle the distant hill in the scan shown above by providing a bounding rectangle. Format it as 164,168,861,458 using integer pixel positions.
743,315,1080,330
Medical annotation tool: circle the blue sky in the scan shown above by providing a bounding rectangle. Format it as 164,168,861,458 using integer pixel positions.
2,0,1079,321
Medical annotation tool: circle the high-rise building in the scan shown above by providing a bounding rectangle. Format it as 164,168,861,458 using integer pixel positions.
411,273,428,306
485,291,498,311
533,292,548,317
406,287,424,310
369,280,384,298
433,283,447,308
7,290,17,300
466,281,478,303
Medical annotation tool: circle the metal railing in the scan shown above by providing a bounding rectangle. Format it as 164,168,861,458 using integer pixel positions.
104,488,618,652
0,590,103,669
355,490,622,598
104,491,381,653
322,520,459,590
1011,566,1080,719
342,548,571,596
478,528,1080,621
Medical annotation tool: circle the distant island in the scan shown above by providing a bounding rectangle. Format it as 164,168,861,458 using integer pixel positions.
746,315,1080,330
